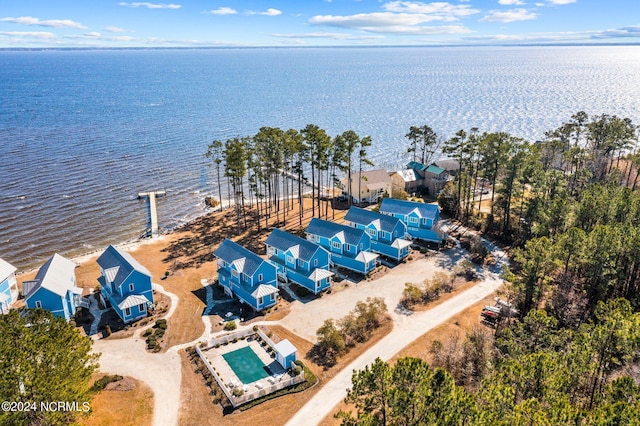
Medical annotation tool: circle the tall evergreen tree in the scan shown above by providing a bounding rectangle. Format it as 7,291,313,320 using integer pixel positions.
0,310,99,426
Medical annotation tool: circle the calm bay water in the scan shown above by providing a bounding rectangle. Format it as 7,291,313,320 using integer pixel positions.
1,46,639,270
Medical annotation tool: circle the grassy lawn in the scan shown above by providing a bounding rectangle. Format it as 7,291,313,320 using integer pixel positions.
80,375,153,426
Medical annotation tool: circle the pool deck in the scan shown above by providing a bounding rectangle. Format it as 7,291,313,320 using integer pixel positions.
202,337,287,392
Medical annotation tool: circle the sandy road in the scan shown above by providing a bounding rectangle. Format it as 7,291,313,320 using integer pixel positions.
285,274,503,426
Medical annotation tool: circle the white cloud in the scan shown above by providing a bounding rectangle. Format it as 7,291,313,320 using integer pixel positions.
206,7,237,15
309,2,478,35
498,0,525,5
0,16,87,29
118,2,181,9
65,32,102,39
247,8,282,16
273,32,385,41
480,8,538,23
546,0,576,4
0,31,56,39
104,26,127,33
382,1,479,19
310,12,473,34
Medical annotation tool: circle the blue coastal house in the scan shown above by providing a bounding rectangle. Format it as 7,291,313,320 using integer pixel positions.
214,239,278,311
379,198,444,243
265,228,334,294
0,258,18,315
344,207,412,261
97,245,154,323
305,218,379,275
23,254,82,321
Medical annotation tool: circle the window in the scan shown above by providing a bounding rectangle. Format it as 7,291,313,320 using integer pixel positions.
258,296,263,305
138,303,145,312
286,255,294,264
409,216,418,224
125,307,131,317
35,300,42,309
360,243,364,250
367,228,377,236
129,283,134,291
258,274,263,281
314,259,318,267
231,269,239,278
332,241,340,249
422,218,428,225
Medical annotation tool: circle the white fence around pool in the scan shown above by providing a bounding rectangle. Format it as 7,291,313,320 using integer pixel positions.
196,328,305,408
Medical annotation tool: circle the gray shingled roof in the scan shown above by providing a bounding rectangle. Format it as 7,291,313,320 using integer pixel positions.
265,228,322,262
214,239,264,277
23,253,78,299
380,198,439,220
344,206,403,234
306,218,367,246
97,245,151,288
0,258,17,282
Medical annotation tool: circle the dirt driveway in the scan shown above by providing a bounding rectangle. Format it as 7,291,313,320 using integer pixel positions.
279,247,469,342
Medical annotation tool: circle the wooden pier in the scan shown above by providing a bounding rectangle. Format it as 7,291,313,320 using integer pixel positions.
137,190,166,238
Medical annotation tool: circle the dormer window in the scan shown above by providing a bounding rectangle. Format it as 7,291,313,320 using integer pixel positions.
129,283,134,291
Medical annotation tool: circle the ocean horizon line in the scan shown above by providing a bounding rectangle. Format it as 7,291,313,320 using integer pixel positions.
2,42,640,52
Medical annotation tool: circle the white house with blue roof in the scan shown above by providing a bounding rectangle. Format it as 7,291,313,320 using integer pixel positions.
379,198,444,243
214,239,278,311
305,218,379,275
23,254,82,322
97,245,154,323
0,258,18,315
265,228,333,294
344,207,412,261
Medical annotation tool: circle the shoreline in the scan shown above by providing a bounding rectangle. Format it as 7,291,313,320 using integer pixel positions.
14,203,223,278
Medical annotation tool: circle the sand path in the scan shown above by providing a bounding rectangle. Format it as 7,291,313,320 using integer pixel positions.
285,273,503,426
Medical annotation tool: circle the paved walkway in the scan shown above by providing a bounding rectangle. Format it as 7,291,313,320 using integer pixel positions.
285,274,503,426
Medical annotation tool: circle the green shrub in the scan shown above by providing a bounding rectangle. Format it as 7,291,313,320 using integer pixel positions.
232,387,244,397
90,374,123,393
156,319,168,329
224,321,237,331
291,365,302,375
154,328,165,338
252,325,259,332
143,329,153,337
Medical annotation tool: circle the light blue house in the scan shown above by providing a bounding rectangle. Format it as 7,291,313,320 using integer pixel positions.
265,228,334,294
0,258,18,315
214,239,278,311
344,207,412,261
305,218,379,275
97,245,154,323
379,198,444,243
23,254,82,322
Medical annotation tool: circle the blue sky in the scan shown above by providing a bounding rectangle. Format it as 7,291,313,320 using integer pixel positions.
0,0,639,47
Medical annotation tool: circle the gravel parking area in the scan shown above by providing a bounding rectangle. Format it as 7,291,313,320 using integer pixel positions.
279,248,468,342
